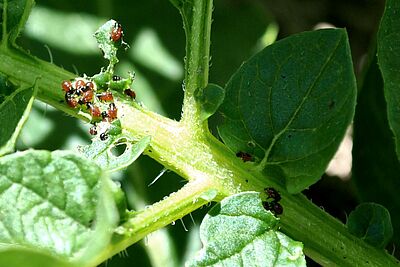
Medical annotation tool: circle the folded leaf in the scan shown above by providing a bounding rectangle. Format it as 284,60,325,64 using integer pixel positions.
0,75,36,156
217,29,356,193
0,0,35,44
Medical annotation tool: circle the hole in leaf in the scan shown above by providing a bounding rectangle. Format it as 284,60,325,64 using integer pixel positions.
247,140,256,148
111,143,127,157
328,99,335,110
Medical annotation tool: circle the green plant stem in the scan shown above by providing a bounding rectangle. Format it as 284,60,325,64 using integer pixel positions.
180,0,213,128
0,44,399,266
96,179,214,265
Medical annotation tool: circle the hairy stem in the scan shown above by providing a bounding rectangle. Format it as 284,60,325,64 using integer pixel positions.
0,18,398,267
180,0,213,128
96,179,215,265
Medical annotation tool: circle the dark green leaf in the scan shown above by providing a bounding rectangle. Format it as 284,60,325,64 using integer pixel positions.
78,133,151,173
187,192,306,267
0,0,34,44
352,54,400,248
217,29,356,193
195,83,225,121
377,0,400,161
0,75,36,156
0,150,119,266
347,203,393,248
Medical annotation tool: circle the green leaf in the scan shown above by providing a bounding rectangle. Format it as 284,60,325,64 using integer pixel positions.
377,0,400,161
347,203,393,248
195,83,225,121
0,75,36,156
0,150,119,266
217,29,356,193
187,192,306,267
78,133,151,173
0,246,72,267
0,0,35,44
94,19,125,68
352,54,400,248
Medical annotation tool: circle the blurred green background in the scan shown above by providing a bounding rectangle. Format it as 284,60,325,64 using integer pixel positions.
15,0,392,266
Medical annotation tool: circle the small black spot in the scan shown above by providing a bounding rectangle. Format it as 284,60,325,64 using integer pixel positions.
112,75,121,81
328,100,335,110
245,179,249,183
264,187,281,201
271,201,283,215
100,133,108,141
288,134,292,138
343,256,347,259
148,149,153,153
59,100,64,103
281,74,286,79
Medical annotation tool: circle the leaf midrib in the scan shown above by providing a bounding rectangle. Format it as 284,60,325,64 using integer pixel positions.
257,33,344,170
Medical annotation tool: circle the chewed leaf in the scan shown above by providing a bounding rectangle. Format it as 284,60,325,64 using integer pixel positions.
94,19,127,67
0,150,119,266
347,203,393,248
0,75,36,156
186,192,306,267
217,29,356,193
0,0,35,44
78,135,151,173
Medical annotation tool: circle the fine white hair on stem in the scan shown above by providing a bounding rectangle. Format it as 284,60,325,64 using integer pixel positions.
180,218,188,232
44,44,53,64
148,168,167,186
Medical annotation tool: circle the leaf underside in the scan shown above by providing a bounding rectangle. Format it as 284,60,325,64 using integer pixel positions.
217,29,356,193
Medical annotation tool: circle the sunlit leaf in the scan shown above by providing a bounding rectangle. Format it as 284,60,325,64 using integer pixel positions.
187,192,306,267
78,130,151,173
0,150,119,266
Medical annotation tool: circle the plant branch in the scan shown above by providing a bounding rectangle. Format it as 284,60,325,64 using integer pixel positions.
95,179,215,265
180,0,213,128
0,38,398,267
